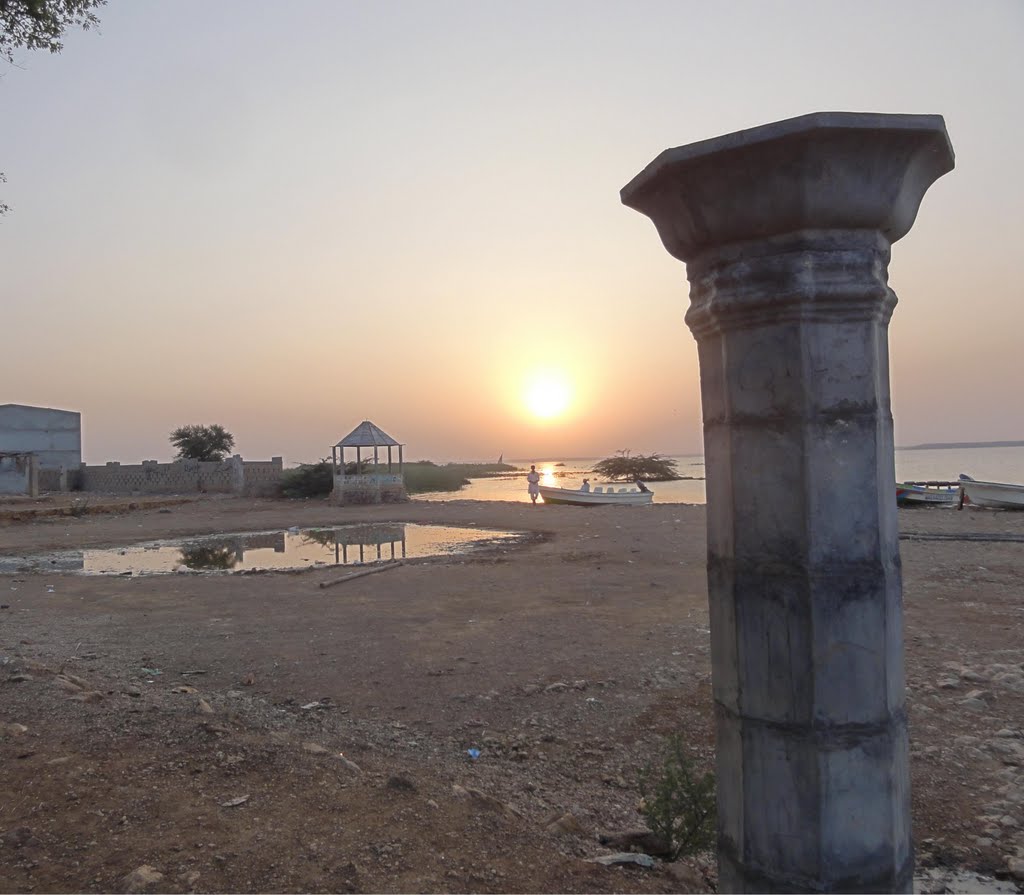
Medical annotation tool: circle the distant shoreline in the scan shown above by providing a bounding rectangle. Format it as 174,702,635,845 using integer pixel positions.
898,440,1024,451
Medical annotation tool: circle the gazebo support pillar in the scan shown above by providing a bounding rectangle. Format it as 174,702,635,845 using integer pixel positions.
621,113,954,893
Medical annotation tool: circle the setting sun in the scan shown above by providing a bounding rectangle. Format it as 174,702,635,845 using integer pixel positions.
524,371,571,420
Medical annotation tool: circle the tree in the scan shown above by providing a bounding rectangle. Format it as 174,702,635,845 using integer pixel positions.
592,450,680,482
0,0,105,64
1,0,106,215
169,424,235,462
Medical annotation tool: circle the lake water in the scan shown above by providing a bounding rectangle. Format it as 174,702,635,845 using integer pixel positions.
415,446,1024,505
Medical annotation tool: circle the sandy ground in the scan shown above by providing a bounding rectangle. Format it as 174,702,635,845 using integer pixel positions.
1,495,1024,893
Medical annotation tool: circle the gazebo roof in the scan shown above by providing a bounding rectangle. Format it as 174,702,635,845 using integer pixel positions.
334,420,402,448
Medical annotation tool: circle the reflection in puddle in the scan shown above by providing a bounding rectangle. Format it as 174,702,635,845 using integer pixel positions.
0,523,526,576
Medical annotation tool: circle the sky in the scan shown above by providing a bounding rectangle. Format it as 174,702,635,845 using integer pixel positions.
2,0,1022,464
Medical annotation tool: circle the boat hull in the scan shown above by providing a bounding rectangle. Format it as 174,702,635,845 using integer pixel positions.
895,483,958,506
538,485,653,507
959,475,1024,510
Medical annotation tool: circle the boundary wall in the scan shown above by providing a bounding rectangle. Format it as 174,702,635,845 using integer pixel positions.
78,456,283,496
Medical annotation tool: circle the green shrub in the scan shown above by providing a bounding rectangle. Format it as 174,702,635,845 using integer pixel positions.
638,734,716,860
279,460,333,498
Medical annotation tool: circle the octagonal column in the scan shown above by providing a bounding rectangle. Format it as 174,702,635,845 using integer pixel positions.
621,113,954,893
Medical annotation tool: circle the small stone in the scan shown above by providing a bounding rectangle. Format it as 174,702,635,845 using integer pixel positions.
76,690,104,704
302,742,329,755
220,795,249,808
961,697,988,712
196,698,214,715
241,673,255,686
977,837,994,847
543,811,584,835
521,684,541,696
587,852,657,869
572,680,588,690
172,686,198,694
544,682,568,693
124,687,142,698
2,826,39,849
426,799,439,809
337,756,362,774
54,676,82,693
997,729,1018,738
198,720,230,736
121,864,164,893
937,678,960,689
0,722,28,737
1007,857,1024,881
666,862,706,891
386,775,417,793
62,672,90,689
451,784,521,817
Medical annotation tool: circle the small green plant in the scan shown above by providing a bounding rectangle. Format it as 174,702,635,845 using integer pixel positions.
68,497,90,518
279,460,334,498
638,734,716,860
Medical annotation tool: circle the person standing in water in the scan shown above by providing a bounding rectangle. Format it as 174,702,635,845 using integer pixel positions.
527,465,541,504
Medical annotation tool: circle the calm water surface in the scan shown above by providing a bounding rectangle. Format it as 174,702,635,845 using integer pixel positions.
416,447,1024,505
1,524,527,575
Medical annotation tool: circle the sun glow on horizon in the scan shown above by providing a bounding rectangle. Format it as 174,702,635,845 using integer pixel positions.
523,370,572,421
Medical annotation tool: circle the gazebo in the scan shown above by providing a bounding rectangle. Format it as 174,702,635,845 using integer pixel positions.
330,420,407,504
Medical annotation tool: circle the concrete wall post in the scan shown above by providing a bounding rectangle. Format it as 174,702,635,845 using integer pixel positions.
228,454,245,494
621,113,954,892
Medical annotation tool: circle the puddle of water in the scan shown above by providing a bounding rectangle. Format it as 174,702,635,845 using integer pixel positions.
0,523,527,576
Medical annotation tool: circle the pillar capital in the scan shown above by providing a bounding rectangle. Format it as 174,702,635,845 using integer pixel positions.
621,111,953,265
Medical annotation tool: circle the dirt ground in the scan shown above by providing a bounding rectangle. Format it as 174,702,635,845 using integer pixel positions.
2,495,1024,893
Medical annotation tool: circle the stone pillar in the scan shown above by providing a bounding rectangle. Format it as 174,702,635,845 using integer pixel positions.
621,113,953,893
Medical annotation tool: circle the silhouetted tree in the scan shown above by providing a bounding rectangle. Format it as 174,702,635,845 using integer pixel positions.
592,450,679,482
169,424,235,462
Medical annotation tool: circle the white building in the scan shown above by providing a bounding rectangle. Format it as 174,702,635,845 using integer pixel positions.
0,404,82,470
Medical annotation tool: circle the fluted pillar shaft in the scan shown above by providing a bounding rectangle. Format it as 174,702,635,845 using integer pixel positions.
621,113,954,893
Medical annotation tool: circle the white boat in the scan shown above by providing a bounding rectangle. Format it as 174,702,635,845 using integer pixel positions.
959,474,1024,510
896,481,959,506
538,484,653,507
